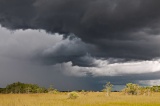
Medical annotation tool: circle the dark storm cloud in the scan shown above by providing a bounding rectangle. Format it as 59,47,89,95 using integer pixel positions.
33,35,98,67
1,27,160,91
1,0,160,61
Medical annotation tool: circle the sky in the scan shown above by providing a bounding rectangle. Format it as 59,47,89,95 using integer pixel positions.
1,0,160,91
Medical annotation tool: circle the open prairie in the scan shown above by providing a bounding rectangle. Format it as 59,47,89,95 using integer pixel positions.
0,92,160,106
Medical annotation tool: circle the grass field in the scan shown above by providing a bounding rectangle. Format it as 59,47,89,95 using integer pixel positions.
0,92,160,106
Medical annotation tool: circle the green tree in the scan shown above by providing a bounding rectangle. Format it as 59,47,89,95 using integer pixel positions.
122,83,140,95
102,82,113,96
3,82,47,94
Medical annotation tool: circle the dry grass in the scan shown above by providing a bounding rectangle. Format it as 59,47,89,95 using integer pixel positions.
0,92,160,106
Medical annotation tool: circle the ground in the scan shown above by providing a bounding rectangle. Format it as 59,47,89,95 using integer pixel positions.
0,92,160,106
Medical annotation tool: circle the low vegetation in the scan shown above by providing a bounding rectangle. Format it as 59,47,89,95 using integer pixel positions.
68,91,79,99
122,83,160,96
1,82,160,95
1,82,160,105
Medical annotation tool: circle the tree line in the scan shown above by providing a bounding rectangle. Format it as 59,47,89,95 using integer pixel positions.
1,82,160,95
121,83,160,95
0,82,57,94
102,82,160,96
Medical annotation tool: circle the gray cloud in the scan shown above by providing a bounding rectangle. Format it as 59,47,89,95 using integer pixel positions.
1,26,159,91
0,27,96,90
38,36,97,67
1,0,160,90
1,0,160,60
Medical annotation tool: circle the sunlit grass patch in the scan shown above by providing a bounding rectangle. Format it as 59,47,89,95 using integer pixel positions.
0,92,160,106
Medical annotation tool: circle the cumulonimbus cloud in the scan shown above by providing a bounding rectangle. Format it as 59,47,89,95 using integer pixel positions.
0,26,160,89
1,0,160,60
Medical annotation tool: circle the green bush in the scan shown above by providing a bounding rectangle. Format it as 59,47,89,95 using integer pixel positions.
48,89,59,94
68,91,79,99
122,83,141,95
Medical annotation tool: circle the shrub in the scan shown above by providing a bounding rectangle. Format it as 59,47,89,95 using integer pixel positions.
102,82,113,96
48,89,59,94
122,83,141,95
68,91,79,99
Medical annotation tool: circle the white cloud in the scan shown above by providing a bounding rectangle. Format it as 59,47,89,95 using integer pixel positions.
138,79,160,86
90,59,160,76
55,57,160,77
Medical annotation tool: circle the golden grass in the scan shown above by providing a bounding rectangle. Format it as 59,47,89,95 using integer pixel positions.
0,92,160,106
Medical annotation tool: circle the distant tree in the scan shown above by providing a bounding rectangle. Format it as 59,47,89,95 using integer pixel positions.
2,82,47,94
0,88,5,93
122,83,141,95
26,87,31,94
47,85,58,94
102,82,113,96
36,88,44,93
152,86,160,92
48,85,54,92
